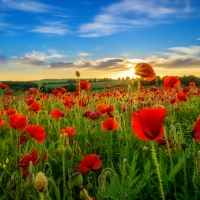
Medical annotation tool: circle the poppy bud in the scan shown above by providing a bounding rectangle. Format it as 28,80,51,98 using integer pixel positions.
86,182,93,192
26,173,35,186
180,142,187,151
58,145,64,154
70,172,83,187
34,172,47,193
79,187,90,200
123,159,129,175
76,71,80,78
65,145,72,155
142,146,148,153
76,146,82,154
28,161,33,173
7,179,14,190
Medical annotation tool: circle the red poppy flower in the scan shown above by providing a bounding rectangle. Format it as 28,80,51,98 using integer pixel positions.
5,90,13,96
162,76,181,90
0,83,9,90
183,87,190,93
102,118,119,131
52,89,60,96
189,82,196,88
7,108,17,116
25,98,35,105
96,103,114,117
60,87,67,94
29,102,42,112
88,111,101,120
106,85,111,90
0,119,5,127
9,113,28,131
132,108,167,140
19,134,29,145
192,116,200,140
17,150,40,168
26,125,46,142
28,87,37,94
135,63,156,81
50,108,64,119
61,126,76,137
177,92,187,102
79,96,90,107
77,80,90,92
77,154,102,173
42,151,47,162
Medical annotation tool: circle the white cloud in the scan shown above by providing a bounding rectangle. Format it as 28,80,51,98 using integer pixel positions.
30,21,69,35
197,38,200,40
78,52,92,57
79,0,193,37
2,0,54,13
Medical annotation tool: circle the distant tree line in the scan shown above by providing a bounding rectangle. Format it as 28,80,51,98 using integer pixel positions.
1,75,199,94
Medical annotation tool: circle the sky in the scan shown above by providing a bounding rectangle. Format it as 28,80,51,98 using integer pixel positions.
0,0,200,81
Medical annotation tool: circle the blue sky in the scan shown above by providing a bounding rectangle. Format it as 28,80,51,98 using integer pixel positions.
0,0,200,81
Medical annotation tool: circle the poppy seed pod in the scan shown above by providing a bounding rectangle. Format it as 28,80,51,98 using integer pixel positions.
142,146,148,153
180,142,187,151
76,71,80,78
70,172,83,187
34,172,47,193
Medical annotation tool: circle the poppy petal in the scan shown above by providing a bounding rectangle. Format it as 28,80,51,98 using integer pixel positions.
77,163,90,173
81,154,98,167
92,158,102,170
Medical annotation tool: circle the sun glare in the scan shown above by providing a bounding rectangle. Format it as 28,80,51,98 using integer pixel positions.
111,68,138,79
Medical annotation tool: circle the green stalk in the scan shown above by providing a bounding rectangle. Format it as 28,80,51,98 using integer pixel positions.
151,141,165,200
183,151,188,199
63,147,66,199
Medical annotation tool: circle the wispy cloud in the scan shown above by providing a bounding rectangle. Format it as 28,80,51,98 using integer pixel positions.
30,21,69,35
197,38,200,40
79,0,193,37
2,0,55,13
78,52,92,57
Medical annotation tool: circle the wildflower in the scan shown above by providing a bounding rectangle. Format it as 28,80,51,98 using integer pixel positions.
0,119,5,127
77,154,102,173
192,116,200,140
132,108,167,140
102,118,119,131
96,103,114,117
77,80,90,92
60,87,67,94
189,82,196,88
134,63,156,81
17,150,40,168
61,126,76,137
5,90,13,96
162,76,181,90
26,125,46,143
19,134,29,145
50,108,64,119
9,113,28,131
29,102,42,112
7,108,17,116
0,83,9,90
28,87,37,94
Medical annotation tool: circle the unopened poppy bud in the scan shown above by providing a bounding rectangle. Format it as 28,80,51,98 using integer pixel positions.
7,179,14,190
146,99,152,106
70,172,83,187
76,146,82,154
28,161,33,173
123,159,129,175
142,146,148,153
76,71,80,78
34,172,47,193
26,173,35,186
86,182,93,192
86,140,90,145
57,145,64,154
180,142,187,151
65,145,72,155
79,187,90,200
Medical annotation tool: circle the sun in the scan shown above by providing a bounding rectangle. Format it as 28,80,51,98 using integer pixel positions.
110,67,138,79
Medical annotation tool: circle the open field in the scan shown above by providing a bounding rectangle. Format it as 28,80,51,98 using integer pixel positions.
0,78,200,200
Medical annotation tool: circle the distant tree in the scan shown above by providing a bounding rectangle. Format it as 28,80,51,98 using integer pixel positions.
126,76,130,81
118,77,121,81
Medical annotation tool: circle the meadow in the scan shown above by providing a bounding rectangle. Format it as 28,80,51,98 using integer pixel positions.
0,74,200,200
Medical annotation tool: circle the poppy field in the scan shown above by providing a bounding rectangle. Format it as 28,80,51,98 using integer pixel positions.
1,64,200,200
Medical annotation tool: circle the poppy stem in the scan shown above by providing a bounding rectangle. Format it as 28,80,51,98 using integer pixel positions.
151,141,165,200
62,147,66,199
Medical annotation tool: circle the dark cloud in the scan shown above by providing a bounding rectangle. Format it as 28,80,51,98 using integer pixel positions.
16,57,46,66
49,62,74,68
